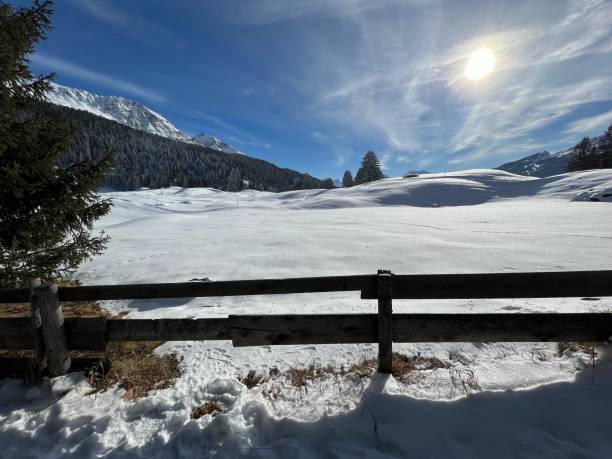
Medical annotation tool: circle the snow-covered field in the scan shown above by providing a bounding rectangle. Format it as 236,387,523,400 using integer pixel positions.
2,169,612,457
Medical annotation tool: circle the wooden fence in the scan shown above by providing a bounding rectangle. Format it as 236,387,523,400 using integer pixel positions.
1,269,612,377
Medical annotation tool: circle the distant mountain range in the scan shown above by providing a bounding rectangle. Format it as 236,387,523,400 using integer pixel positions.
496,135,608,177
47,83,243,155
495,149,573,177
191,132,242,155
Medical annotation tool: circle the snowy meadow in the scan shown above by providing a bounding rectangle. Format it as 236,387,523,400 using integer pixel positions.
2,169,612,457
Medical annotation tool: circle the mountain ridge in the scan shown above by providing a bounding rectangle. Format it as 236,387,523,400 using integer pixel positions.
496,136,605,177
191,132,243,155
35,101,328,192
46,83,243,155
495,149,571,177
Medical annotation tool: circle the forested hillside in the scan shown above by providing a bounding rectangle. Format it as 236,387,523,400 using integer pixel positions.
38,103,327,191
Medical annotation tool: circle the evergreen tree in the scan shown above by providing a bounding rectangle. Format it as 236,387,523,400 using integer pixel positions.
354,151,384,184
600,124,612,169
567,137,596,172
342,170,353,187
0,0,112,287
226,167,243,191
321,178,334,189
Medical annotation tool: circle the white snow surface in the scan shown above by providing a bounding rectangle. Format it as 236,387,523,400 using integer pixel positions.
2,169,612,457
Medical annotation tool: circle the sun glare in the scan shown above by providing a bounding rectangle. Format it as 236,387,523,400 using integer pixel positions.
465,47,496,81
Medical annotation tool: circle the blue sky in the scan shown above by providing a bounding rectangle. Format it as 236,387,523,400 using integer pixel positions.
19,0,612,179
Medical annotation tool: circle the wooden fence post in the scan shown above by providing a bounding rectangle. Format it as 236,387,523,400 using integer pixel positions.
29,278,45,382
33,283,71,376
377,270,393,373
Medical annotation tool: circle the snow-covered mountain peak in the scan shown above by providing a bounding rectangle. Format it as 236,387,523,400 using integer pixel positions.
190,132,243,155
46,83,192,143
45,83,243,155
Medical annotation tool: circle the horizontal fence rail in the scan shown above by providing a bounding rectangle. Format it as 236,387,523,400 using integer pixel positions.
1,269,612,378
1,271,611,304
0,275,376,303
230,313,612,346
360,270,612,299
3,313,612,351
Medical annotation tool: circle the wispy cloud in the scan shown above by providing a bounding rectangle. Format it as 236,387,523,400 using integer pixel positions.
311,130,354,167
449,77,612,164
220,0,413,24
70,0,184,49
31,54,165,103
73,0,124,25
566,109,612,136
193,113,271,150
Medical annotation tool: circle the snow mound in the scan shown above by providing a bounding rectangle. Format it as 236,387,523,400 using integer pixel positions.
106,169,612,214
99,169,612,219
286,169,612,209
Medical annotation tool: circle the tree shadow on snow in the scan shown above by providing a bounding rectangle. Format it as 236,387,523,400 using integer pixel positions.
0,376,114,458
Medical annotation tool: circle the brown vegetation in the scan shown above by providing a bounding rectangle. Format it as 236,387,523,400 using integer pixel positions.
87,341,180,400
240,352,450,390
556,341,605,357
240,370,265,389
287,364,336,387
348,353,449,384
449,368,481,394
191,401,223,419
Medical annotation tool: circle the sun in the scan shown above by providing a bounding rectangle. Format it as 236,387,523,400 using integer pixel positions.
465,47,496,81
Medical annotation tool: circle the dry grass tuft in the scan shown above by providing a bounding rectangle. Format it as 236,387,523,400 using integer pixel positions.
191,401,223,419
449,368,481,394
556,341,605,357
347,359,376,378
241,370,264,389
348,353,449,383
88,341,180,400
392,353,449,383
288,364,336,387
241,353,451,390
239,364,338,389
241,367,282,389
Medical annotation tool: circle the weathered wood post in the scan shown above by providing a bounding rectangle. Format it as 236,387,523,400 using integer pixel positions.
29,278,46,381
377,270,393,373
32,283,71,376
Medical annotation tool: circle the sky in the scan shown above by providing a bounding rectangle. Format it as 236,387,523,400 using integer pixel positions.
16,0,612,179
